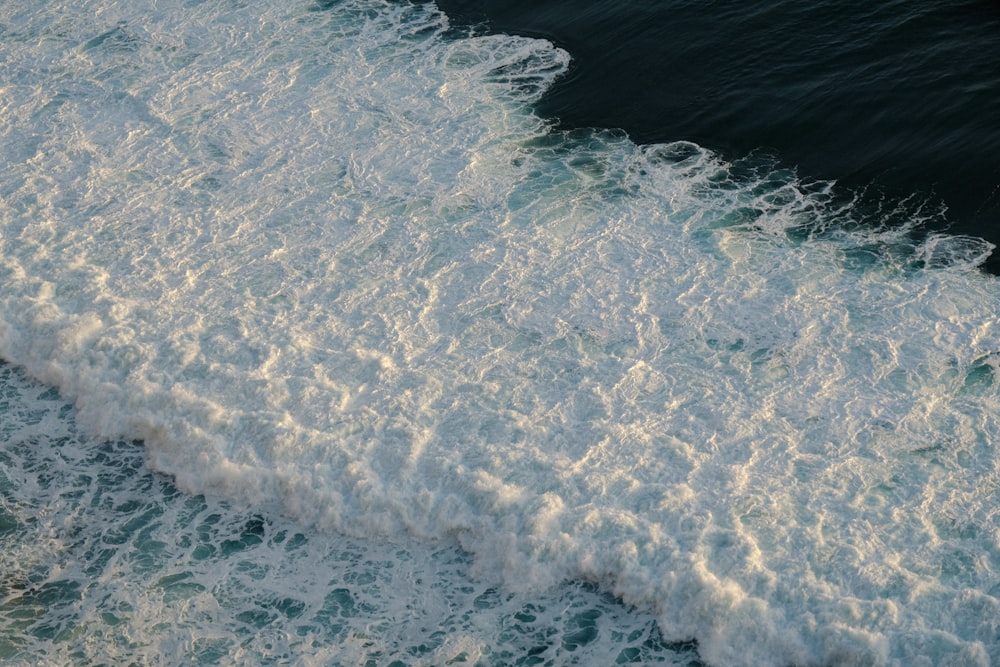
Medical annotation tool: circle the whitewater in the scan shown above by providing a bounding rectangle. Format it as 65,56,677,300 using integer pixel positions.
1,0,999,665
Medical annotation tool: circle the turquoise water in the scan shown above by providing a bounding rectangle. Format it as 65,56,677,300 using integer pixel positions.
2,1,1000,665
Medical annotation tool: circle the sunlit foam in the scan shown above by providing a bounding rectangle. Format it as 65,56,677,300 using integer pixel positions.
1,0,998,665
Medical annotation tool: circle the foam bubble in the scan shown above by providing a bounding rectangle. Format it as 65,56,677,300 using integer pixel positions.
0,363,694,666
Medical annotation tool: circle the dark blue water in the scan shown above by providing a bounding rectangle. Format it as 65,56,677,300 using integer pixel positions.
434,0,1000,271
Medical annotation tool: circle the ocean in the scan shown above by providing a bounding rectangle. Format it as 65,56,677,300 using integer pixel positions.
1,1,998,665
434,0,1000,269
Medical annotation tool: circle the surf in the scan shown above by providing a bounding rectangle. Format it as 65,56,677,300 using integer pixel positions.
1,0,998,664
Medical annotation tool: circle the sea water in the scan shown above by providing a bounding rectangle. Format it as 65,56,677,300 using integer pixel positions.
1,1,999,665
433,0,1000,251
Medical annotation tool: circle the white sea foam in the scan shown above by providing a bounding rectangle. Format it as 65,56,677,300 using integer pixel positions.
0,363,687,665
2,0,999,665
